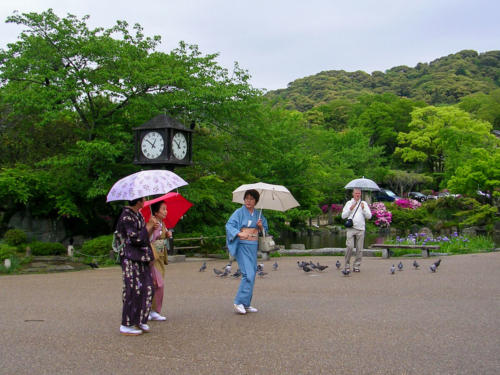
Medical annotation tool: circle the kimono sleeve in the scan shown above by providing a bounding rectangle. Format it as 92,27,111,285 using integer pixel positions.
226,209,243,242
121,214,150,247
226,209,243,257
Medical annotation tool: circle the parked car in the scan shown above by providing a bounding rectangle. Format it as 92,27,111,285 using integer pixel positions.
437,191,461,199
373,188,400,202
476,190,491,203
477,190,491,199
437,192,450,199
408,192,427,202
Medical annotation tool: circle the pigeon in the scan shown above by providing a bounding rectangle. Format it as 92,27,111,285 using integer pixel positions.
231,269,242,278
272,261,278,271
398,261,403,271
390,265,396,274
213,268,223,276
86,262,99,269
257,271,268,278
302,265,313,273
219,269,230,278
224,261,232,273
336,260,341,270
297,261,304,269
433,259,442,269
341,268,351,276
429,263,437,273
316,264,329,272
309,261,317,270
257,263,264,272
413,260,420,270
199,262,207,272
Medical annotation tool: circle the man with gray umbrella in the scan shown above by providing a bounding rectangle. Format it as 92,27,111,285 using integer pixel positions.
341,188,372,273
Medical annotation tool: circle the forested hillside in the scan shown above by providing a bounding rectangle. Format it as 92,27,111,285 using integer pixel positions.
266,50,500,111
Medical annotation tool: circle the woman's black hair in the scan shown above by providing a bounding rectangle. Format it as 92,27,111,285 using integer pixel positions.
129,197,143,206
244,189,260,203
151,200,166,215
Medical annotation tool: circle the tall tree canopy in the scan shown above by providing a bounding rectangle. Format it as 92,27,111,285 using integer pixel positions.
0,9,259,222
395,106,498,185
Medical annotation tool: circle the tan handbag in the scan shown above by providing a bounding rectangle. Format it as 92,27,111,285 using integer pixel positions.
258,229,276,252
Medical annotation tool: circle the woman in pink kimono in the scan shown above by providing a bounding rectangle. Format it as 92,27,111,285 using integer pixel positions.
148,201,172,321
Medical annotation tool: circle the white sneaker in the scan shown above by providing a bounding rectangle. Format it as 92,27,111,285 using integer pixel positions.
120,325,142,336
149,311,167,321
138,323,150,332
233,303,246,314
245,306,258,313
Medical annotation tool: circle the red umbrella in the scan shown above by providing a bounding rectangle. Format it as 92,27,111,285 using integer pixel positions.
140,192,193,228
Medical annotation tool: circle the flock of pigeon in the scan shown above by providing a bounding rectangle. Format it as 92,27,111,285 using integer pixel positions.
198,258,442,278
390,258,441,274
199,260,279,278
297,261,329,272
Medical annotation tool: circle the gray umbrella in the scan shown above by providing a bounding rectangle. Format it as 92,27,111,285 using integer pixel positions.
344,176,380,191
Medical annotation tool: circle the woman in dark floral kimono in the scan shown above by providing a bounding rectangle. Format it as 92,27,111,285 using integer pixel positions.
116,197,159,336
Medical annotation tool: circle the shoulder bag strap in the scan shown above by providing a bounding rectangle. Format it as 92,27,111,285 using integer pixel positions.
349,200,361,220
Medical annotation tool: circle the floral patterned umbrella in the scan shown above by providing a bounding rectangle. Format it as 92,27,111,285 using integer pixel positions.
106,170,188,202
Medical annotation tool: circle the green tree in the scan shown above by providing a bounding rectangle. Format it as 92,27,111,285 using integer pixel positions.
0,9,259,224
458,89,500,130
447,148,500,199
349,93,425,157
0,9,257,140
395,106,497,185
383,169,433,196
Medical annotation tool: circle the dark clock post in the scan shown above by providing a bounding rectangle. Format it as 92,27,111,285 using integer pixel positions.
133,114,193,169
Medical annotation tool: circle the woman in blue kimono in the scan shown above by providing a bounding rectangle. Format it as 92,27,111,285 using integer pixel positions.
226,189,268,315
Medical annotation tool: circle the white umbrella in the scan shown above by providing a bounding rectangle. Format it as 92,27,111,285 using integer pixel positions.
232,182,300,212
344,176,380,191
106,170,188,202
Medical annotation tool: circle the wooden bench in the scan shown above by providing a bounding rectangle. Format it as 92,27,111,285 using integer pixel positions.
369,244,440,258
172,235,226,256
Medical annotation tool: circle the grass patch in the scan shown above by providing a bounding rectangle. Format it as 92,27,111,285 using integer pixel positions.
385,233,495,255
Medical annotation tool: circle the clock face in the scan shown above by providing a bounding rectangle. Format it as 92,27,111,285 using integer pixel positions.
172,132,188,160
141,131,164,159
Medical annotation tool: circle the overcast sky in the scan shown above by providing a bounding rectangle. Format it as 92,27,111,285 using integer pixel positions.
0,0,499,91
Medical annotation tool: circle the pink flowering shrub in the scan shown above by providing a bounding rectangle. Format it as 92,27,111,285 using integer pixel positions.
321,204,343,214
395,198,421,209
370,202,392,227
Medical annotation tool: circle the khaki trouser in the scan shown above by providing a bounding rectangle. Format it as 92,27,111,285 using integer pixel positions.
345,228,365,269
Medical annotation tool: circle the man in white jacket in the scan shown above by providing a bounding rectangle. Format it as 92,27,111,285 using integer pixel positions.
341,188,372,272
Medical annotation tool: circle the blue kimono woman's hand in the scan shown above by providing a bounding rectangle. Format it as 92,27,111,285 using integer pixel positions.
257,218,264,231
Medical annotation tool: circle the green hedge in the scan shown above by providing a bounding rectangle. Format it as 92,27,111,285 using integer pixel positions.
0,243,18,261
29,241,66,256
389,206,428,229
3,229,28,246
81,234,113,257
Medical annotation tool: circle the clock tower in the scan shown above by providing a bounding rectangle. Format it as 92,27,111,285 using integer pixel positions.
133,114,193,168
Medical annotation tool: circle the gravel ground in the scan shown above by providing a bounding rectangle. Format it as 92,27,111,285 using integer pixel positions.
1,253,499,375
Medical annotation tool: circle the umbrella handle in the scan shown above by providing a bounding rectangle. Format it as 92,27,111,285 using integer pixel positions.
258,209,266,237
